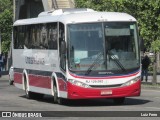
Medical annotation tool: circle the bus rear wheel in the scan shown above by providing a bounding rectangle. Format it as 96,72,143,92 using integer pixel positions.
113,97,125,105
9,79,14,85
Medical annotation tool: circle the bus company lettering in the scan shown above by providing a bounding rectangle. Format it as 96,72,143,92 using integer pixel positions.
25,56,45,65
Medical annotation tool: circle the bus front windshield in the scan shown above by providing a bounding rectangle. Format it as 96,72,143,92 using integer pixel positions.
68,22,140,75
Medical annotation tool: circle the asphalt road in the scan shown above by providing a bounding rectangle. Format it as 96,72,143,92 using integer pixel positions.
0,76,160,120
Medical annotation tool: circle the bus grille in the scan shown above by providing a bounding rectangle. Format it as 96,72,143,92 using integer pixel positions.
90,84,122,88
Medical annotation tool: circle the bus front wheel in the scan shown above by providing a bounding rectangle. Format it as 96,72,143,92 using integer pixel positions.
53,83,58,103
53,82,65,105
24,79,33,99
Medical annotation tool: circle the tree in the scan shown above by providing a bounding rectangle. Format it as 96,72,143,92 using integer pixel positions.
75,0,124,12
0,0,13,54
0,0,12,12
151,39,160,84
124,0,160,52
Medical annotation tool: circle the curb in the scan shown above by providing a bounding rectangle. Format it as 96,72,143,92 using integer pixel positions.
0,71,9,75
141,86,160,90
141,83,160,90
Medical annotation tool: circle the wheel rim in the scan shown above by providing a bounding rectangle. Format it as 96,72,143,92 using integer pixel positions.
25,81,29,96
9,79,11,84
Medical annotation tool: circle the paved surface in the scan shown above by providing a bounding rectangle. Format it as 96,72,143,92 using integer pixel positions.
0,75,160,120
141,75,160,83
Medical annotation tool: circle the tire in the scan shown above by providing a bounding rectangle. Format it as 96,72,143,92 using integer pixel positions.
113,97,125,105
53,81,65,105
57,97,66,105
24,79,33,99
9,79,14,85
53,84,58,103
24,78,44,99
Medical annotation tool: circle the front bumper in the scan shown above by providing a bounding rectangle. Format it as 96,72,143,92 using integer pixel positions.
67,80,141,99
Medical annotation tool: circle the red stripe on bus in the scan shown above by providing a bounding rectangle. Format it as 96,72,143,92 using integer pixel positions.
14,73,67,91
29,75,51,89
14,73,23,84
58,78,67,92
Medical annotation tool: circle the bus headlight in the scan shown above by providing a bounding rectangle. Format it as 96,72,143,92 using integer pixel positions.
68,79,91,88
121,76,140,87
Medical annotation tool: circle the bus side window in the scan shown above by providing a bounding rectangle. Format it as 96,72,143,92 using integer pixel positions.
47,23,58,49
13,27,18,49
20,26,25,49
24,25,28,48
14,26,25,49
40,24,48,49
27,25,32,49
59,22,66,71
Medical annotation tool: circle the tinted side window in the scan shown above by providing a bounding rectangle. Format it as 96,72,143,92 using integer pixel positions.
13,27,18,49
14,26,25,49
59,22,66,71
47,23,58,49
14,22,58,50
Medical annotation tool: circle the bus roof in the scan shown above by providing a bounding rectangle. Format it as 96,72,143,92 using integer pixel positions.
13,8,137,26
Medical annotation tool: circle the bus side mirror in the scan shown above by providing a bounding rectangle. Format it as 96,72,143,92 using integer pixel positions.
61,41,66,54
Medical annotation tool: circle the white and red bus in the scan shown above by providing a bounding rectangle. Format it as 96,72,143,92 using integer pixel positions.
13,8,141,105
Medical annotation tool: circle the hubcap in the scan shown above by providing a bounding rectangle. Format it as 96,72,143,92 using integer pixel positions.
54,86,58,102
25,81,28,95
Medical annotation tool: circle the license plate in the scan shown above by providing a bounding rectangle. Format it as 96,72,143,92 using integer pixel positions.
86,79,104,84
101,90,112,95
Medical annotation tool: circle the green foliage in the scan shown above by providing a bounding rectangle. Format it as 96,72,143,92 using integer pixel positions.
75,0,125,12
151,40,160,53
0,0,12,12
0,0,13,54
0,9,13,32
75,0,160,52
2,40,11,53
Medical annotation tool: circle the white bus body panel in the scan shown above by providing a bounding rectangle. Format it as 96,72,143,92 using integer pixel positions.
13,49,60,72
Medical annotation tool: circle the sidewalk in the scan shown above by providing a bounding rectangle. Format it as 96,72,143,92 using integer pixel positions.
141,75,160,84
0,71,9,80
0,71,9,76
0,75,9,80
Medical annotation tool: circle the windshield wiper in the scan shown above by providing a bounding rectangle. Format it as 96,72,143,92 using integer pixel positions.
85,52,103,75
108,51,126,72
